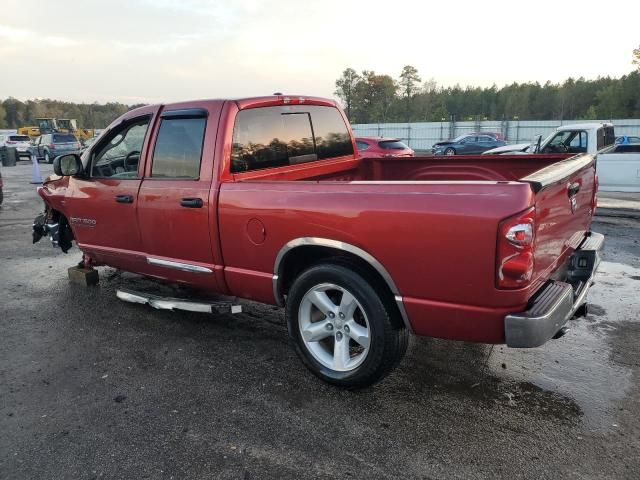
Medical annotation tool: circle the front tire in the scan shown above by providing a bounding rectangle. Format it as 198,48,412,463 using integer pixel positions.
444,147,456,156
286,263,408,389
45,151,51,164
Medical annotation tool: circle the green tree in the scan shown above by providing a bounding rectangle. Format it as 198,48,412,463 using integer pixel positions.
353,71,397,123
334,68,360,120
398,65,421,120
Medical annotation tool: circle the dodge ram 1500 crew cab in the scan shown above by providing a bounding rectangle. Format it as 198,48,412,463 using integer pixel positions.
33,95,603,388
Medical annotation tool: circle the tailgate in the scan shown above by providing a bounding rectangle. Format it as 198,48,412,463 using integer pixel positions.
522,154,597,283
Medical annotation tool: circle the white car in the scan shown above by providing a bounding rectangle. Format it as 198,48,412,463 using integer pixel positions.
483,123,616,156
0,134,33,158
596,142,640,192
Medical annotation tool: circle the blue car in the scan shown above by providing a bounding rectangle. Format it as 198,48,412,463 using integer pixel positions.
431,134,506,156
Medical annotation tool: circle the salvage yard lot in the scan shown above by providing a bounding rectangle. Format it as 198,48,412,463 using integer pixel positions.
1,163,639,479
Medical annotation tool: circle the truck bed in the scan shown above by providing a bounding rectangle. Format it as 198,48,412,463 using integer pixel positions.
221,152,596,343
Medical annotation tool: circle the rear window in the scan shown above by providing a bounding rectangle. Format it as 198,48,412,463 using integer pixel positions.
378,140,409,150
53,134,77,143
9,135,30,141
231,105,353,173
597,127,616,150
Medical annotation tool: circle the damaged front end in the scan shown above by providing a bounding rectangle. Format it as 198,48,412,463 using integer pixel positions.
33,207,74,253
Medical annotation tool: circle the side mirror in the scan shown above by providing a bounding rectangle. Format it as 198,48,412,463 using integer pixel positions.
53,153,83,176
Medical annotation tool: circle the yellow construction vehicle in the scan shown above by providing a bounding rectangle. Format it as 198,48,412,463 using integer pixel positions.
57,119,95,142
36,118,59,135
17,126,40,138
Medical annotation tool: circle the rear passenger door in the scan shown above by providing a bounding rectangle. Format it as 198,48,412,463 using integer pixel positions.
137,107,221,290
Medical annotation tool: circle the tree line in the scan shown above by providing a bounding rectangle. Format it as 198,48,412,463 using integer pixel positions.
335,49,640,124
0,98,143,130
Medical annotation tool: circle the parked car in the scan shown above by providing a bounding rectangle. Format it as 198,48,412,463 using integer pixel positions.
34,133,82,164
355,137,414,158
0,134,32,159
615,135,640,145
596,142,640,192
33,95,602,388
483,123,616,155
431,134,505,155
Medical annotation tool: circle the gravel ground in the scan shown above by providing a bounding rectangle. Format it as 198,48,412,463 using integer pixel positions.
1,162,639,479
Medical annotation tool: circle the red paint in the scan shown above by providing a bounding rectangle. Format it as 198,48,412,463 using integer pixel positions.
37,95,597,344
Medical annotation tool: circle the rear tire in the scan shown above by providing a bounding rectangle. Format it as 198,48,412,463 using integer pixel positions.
444,147,456,156
286,263,409,389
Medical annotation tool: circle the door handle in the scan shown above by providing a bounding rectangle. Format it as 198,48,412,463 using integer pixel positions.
180,198,203,208
115,195,134,204
567,182,581,197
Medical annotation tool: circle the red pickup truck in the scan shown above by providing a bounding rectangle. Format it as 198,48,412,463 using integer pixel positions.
33,95,603,388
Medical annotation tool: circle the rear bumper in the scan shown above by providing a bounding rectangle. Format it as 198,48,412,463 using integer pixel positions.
504,231,604,348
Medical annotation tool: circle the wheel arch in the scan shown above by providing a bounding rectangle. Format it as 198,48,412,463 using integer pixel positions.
273,238,412,331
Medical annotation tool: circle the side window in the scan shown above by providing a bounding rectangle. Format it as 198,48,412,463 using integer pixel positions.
151,116,206,178
231,105,353,173
569,131,587,152
356,141,369,151
91,116,150,178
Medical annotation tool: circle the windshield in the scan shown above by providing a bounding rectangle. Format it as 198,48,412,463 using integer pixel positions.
451,134,468,143
9,135,30,141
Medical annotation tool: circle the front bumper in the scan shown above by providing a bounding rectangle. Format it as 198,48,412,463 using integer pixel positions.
504,231,604,348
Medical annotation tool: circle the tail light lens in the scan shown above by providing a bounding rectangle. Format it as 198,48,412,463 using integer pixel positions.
592,174,599,210
496,207,535,289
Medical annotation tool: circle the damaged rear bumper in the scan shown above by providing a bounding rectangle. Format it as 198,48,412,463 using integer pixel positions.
504,231,604,348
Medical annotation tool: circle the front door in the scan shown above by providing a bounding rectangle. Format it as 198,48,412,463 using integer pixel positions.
136,107,219,291
66,113,154,271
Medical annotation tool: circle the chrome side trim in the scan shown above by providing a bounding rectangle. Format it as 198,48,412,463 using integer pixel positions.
146,257,213,274
273,237,413,332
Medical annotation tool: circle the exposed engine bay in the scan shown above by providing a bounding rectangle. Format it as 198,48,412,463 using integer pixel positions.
32,207,74,253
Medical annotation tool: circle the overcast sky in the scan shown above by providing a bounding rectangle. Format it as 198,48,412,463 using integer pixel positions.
0,0,638,104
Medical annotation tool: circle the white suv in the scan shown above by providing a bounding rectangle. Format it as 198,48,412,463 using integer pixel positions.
0,134,32,158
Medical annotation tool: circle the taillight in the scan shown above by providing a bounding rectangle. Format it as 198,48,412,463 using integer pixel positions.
49,144,55,149
496,207,535,289
592,174,599,210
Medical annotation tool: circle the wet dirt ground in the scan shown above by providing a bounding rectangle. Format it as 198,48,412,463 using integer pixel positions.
1,163,639,479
